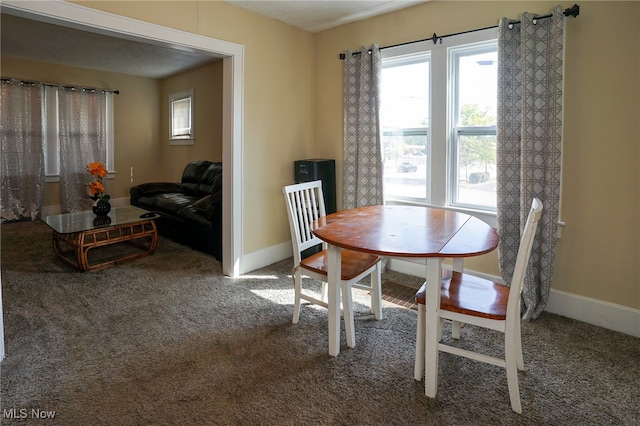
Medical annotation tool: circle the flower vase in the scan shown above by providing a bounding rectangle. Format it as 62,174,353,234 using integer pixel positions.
93,215,112,227
92,202,111,217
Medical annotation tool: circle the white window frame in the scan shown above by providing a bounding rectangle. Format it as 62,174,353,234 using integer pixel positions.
448,40,498,210
381,28,498,225
43,85,115,182
169,88,194,145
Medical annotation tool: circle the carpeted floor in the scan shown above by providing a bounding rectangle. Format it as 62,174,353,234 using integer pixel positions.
1,220,638,425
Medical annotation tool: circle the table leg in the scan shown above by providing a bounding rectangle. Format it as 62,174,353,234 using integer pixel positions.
450,258,464,339
424,257,443,397
342,276,356,348
77,231,90,271
327,244,342,357
452,258,464,273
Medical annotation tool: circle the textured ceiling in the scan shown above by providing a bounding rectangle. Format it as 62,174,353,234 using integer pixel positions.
0,14,221,79
1,1,428,79
225,0,428,33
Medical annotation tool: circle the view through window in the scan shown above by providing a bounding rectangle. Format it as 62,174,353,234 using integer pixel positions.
381,31,498,211
169,89,194,145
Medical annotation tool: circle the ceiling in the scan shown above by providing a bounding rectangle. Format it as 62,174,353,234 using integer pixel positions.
0,13,222,80
225,0,427,33
1,1,428,79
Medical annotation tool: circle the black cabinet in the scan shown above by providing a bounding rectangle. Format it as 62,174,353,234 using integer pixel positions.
294,159,336,214
294,159,336,259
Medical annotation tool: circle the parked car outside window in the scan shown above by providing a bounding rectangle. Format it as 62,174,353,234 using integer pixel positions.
398,161,418,173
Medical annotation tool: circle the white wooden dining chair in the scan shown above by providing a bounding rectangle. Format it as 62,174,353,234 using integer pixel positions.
414,198,543,414
283,180,383,347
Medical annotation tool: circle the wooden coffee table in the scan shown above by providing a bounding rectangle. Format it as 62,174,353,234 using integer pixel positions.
43,206,159,272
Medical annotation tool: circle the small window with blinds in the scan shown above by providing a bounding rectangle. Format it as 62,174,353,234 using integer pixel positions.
169,89,194,145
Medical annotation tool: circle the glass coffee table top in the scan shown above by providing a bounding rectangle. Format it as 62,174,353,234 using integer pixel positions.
43,205,158,234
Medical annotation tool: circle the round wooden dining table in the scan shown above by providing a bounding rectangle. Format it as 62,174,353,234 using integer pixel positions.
312,205,499,398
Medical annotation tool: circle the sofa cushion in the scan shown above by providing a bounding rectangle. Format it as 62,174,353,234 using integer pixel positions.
181,161,213,195
178,205,213,228
130,182,184,201
134,196,160,210
197,163,223,196
193,194,212,213
155,193,200,215
129,160,223,260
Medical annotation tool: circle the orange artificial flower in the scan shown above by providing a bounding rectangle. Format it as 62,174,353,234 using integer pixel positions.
86,161,110,206
88,181,105,197
86,161,108,178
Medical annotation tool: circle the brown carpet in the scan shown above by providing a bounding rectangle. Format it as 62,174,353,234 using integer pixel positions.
1,220,639,425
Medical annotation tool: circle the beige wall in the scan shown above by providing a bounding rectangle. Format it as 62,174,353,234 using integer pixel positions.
27,1,639,310
77,1,316,255
160,60,224,180
0,56,224,206
314,1,640,309
0,56,162,205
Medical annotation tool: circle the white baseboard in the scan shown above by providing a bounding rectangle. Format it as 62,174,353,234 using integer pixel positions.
386,257,505,283
34,213,639,340
545,289,640,338
246,249,640,338
241,242,292,276
382,258,640,338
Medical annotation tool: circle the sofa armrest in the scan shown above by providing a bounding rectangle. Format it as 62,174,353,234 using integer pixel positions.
208,190,223,220
190,189,222,222
130,182,185,200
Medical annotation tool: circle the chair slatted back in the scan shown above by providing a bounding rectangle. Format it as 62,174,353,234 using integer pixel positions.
283,181,327,266
506,198,544,321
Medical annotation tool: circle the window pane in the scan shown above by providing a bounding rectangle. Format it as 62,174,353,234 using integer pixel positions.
381,57,429,201
456,50,497,127
44,85,60,177
383,130,427,199
171,97,191,137
454,133,496,208
42,86,114,181
451,44,497,210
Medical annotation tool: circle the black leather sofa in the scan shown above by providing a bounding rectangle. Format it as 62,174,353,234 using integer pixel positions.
130,161,222,260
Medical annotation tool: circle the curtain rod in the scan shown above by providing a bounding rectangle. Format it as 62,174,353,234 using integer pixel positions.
1,78,120,95
339,3,579,59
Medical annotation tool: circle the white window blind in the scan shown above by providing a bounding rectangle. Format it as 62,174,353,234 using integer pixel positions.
169,89,194,144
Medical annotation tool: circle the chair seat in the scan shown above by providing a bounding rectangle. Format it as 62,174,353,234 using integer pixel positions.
284,180,383,347
301,249,382,281
415,270,509,320
414,198,542,414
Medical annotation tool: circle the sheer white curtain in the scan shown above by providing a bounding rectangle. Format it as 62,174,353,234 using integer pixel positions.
497,6,565,319
343,45,384,209
58,87,109,212
0,79,45,221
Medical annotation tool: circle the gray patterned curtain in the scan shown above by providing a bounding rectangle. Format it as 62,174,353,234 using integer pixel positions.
497,6,565,319
343,45,384,209
0,79,45,221
58,87,108,213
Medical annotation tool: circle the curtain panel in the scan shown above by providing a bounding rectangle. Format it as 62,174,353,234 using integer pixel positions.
343,45,384,209
58,87,108,212
497,6,565,319
0,79,45,221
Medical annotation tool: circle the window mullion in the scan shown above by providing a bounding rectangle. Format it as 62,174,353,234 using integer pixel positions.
43,85,60,181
